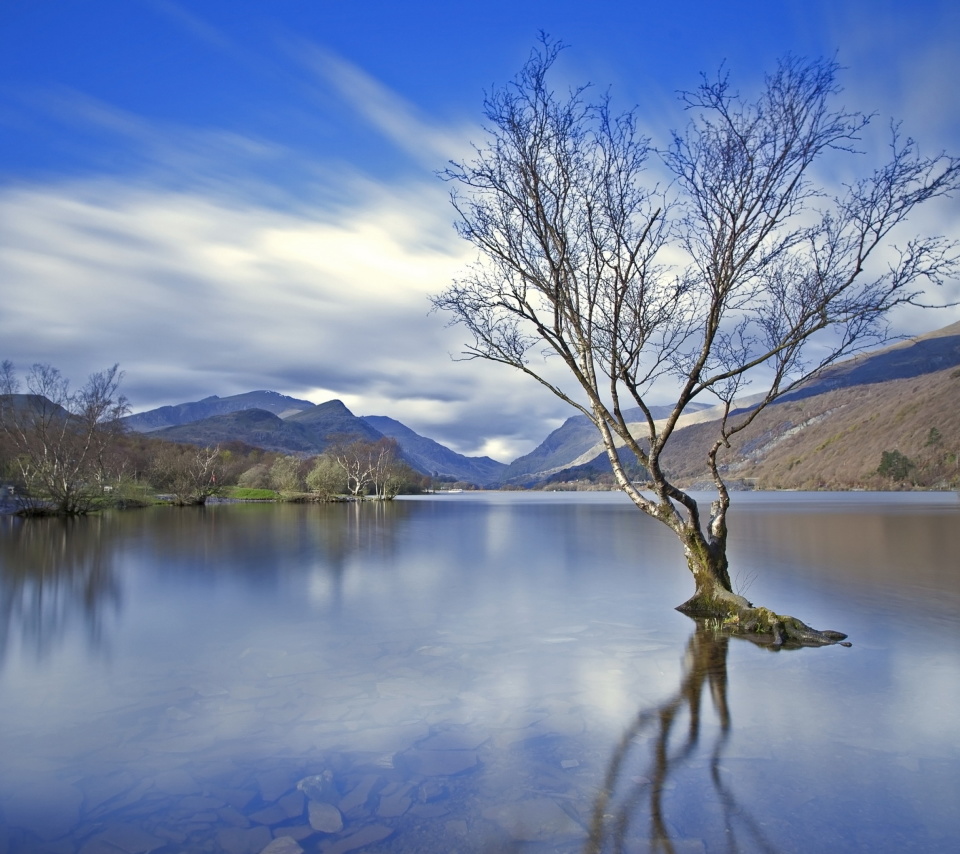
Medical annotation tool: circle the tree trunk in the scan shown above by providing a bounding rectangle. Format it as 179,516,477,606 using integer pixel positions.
608,431,849,647
675,532,752,618
674,532,849,648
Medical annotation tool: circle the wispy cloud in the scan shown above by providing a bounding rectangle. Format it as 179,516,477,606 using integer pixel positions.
0,170,569,459
3,5,958,462
295,44,473,169
141,0,241,55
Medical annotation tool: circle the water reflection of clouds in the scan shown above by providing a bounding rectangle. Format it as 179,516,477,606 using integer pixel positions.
3,494,959,850
889,648,960,753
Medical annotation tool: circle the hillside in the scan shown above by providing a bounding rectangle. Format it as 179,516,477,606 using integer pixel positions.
121,322,960,490
514,323,960,490
664,362,960,489
151,400,381,456
138,400,508,486
362,416,506,486
123,391,314,432
658,324,960,489
499,403,711,485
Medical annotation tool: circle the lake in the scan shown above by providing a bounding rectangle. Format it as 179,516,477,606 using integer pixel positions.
1,491,958,853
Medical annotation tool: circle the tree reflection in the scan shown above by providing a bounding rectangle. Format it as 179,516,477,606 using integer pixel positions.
0,515,120,668
586,623,779,854
0,501,414,668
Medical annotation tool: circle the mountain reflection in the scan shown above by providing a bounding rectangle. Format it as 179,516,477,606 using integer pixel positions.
0,515,121,668
586,624,779,854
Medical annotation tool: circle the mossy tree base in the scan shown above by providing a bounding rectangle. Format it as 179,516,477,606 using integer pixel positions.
677,593,850,648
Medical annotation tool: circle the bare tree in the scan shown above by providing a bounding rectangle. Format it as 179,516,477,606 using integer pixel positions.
368,437,409,500
149,442,223,506
329,438,376,498
432,40,960,644
328,437,410,500
0,361,129,515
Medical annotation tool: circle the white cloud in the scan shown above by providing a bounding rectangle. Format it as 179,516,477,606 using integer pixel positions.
0,170,571,459
3,26,958,464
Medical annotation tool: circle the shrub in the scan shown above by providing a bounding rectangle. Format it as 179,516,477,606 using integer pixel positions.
877,449,915,481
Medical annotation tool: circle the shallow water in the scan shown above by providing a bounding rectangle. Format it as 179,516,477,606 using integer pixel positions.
0,491,958,853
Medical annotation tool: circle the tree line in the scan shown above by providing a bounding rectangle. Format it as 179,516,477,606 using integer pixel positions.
0,361,430,516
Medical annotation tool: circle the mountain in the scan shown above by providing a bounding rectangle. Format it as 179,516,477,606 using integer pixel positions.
120,321,960,490
659,322,960,489
362,415,507,486
150,400,382,456
779,322,960,400
500,403,710,485
135,399,504,486
122,390,315,432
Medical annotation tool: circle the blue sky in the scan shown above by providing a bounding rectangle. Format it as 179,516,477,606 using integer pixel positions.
2,1,959,460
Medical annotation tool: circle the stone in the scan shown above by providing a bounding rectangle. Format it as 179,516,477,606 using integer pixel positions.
77,824,165,853
178,794,226,812
297,771,337,803
403,749,479,777
259,838,304,854
249,803,289,826
277,824,314,842
258,769,297,803
320,824,394,854
482,798,582,841
77,770,138,813
277,790,306,819
337,775,380,814
377,782,414,817
217,826,273,854
417,780,449,803
217,805,253,827
308,800,344,833
151,769,201,796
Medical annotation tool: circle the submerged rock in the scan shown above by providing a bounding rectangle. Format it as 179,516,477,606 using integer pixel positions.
217,825,273,854
297,771,337,803
77,823,165,853
259,837,304,854
308,800,344,833
482,797,582,841
403,749,479,777
320,823,394,854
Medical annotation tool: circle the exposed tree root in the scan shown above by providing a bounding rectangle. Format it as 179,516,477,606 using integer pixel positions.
677,594,850,648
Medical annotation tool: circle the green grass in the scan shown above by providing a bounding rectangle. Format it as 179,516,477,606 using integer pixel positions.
223,487,278,500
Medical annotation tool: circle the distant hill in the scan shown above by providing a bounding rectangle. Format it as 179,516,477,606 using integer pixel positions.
132,397,507,486
660,324,960,490
780,321,960,400
151,400,382,456
123,390,314,432
120,321,960,490
500,403,710,485
363,415,506,486
508,323,960,489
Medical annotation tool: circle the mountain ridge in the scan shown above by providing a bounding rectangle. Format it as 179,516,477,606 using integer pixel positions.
123,390,315,432
121,321,960,489
362,416,506,486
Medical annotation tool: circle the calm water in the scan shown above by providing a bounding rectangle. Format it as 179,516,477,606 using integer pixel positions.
0,491,958,853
